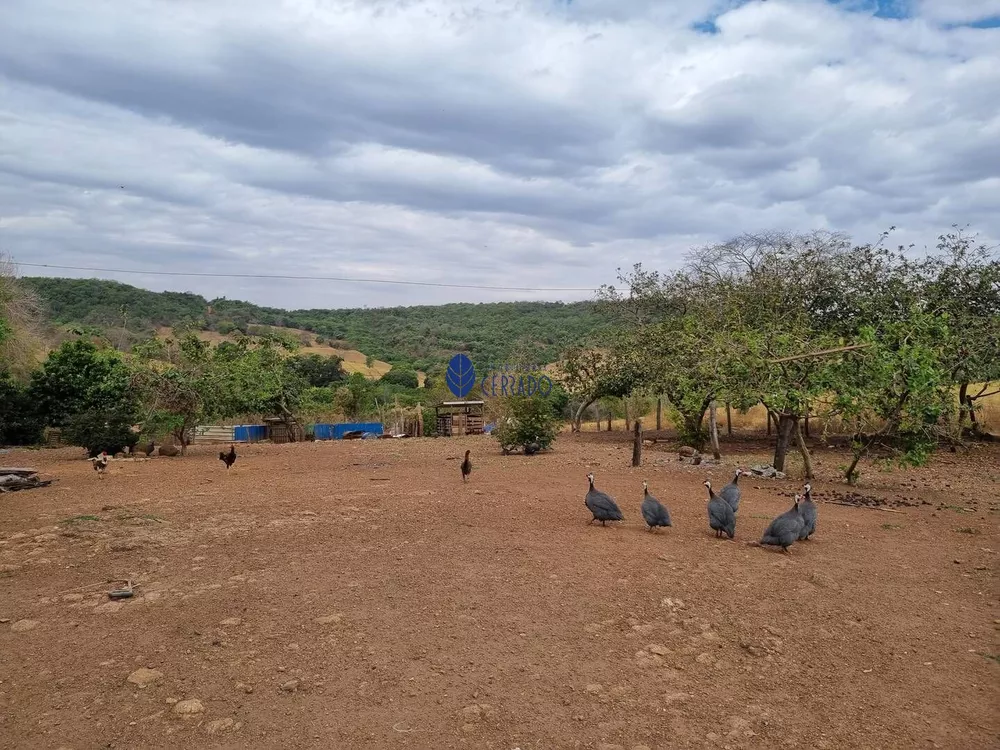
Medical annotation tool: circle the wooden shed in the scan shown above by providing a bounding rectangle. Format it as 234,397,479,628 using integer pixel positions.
434,401,485,436
265,417,305,444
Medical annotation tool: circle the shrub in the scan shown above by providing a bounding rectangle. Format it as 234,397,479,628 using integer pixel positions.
491,395,559,454
381,368,419,389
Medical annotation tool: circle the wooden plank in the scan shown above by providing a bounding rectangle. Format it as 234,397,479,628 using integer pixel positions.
0,468,39,477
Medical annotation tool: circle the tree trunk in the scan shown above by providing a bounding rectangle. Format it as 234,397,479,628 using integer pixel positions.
656,397,662,431
708,401,721,460
766,410,773,436
632,420,642,467
606,410,612,431
175,426,189,456
416,402,423,437
772,414,796,472
725,402,732,436
594,405,600,432
572,396,598,433
958,382,970,427
804,414,810,438
844,444,864,485
624,402,631,433
794,418,813,479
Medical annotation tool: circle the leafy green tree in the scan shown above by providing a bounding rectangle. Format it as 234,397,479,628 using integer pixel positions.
28,340,136,428
280,352,345,388
63,405,139,457
558,347,641,431
0,373,44,445
380,367,419,389
915,229,1000,436
825,310,954,483
130,335,217,454
0,254,44,381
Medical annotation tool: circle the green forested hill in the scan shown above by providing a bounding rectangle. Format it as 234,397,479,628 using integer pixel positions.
22,277,609,370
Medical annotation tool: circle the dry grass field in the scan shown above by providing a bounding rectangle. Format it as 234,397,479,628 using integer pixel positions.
1,433,998,749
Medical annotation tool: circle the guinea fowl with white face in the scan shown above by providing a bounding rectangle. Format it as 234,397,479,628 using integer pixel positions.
640,480,672,532
705,480,735,539
719,469,745,513
584,473,624,526
760,495,806,553
798,483,817,540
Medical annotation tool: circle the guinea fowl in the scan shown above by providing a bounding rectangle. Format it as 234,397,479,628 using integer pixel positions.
133,440,154,460
585,473,624,526
219,444,237,470
760,495,806,553
798,483,817,540
719,469,744,513
640,480,672,532
523,441,541,456
705,480,735,539
461,450,472,482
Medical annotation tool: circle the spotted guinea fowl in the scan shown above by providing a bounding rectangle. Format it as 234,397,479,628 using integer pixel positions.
760,495,806,554
461,449,472,482
798,482,817,540
640,480,672,532
719,468,745,513
705,480,735,539
585,473,624,526
219,444,237,470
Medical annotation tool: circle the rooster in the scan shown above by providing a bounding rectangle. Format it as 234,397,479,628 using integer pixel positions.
219,443,237,470
91,451,109,478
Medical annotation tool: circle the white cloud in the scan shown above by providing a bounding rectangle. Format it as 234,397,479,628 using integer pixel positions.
0,0,997,309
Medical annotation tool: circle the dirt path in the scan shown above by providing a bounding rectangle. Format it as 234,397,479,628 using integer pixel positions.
1,435,997,749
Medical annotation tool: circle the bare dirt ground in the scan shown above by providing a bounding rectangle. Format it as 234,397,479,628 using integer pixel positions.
1,433,998,750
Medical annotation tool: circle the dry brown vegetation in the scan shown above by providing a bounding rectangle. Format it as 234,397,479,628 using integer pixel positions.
1,432,997,749
154,326,393,378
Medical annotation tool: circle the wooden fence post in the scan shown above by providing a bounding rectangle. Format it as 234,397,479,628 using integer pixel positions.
726,402,733,436
656,397,662,431
632,420,642,467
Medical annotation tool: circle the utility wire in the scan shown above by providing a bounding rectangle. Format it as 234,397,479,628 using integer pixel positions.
13,261,598,293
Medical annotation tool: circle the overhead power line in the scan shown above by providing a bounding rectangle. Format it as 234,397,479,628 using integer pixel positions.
13,261,598,293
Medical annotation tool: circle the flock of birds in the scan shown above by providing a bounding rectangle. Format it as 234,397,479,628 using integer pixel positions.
89,443,238,476
459,451,817,553
581,469,817,554
92,442,815,554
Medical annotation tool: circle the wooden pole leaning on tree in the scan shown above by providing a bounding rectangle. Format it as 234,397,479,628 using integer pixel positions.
769,343,871,364
632,420,642,467
708,401,722,460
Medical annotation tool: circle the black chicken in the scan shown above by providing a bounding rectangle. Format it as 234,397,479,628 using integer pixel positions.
461,449,472,482
220,444,237,470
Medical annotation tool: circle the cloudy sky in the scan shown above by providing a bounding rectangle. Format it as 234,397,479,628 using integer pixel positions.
1,0,998,310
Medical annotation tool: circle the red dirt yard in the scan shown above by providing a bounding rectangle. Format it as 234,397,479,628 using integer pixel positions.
1,434,998,749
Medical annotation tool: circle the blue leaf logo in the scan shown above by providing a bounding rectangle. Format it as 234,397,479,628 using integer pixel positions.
446,353,475,399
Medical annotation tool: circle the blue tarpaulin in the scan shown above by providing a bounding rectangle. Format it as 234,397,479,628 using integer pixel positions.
314,423,384,440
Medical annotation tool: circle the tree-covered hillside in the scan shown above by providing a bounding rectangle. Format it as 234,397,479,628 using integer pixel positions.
22,278,609,370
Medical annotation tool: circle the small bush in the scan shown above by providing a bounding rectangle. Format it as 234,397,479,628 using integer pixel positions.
492,396,559,454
